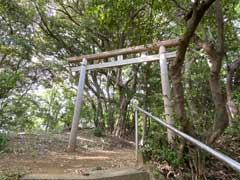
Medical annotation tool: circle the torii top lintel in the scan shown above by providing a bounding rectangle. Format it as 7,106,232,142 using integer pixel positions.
67,38,180,63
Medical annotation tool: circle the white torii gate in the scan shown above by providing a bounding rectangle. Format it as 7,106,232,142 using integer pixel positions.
67,39,179,151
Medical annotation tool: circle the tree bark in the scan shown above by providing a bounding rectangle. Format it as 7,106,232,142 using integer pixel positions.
193,0,229,144
208,55,229,144
114,89,129,137
86,72,106,129
113,56,139,137
171,0,216,134
193,36,229,144
226,58,240,126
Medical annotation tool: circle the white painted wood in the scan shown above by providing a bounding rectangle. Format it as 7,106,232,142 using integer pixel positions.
71,51,176,72
68,58,87,151
135,110,138,161
159,46,175,144
117,54,123,61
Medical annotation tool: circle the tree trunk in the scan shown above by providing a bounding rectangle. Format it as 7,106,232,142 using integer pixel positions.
96,99,105,129
207,57,229,144
170,1,217,177
193,0,229,144
85,90,98,128
113,55,139,137
185,59,199,118
226,58,240,126
171,0,217,135
193,39,229,145
113,90,129,137
107,103,115,132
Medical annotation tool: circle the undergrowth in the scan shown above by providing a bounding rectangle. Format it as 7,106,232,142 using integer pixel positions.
0,168,27,180
141,130,184,169
93,127,103,137
0,133,8,153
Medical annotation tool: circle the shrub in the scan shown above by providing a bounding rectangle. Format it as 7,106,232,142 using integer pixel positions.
141,131,183,168
0,133,8,152
0,168,27,180
225,121,240,135
93,127,103,137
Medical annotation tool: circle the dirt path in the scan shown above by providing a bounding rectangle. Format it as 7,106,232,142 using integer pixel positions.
0,129,136,175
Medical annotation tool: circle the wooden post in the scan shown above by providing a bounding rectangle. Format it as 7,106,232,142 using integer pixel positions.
68,58,87,151
159,46,175,144
135,110,138,161
140,52,147,147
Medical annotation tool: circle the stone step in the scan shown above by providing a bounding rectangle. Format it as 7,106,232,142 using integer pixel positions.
22,168,150,180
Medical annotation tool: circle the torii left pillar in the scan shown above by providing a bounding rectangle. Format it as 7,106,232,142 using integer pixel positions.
68,58,87,151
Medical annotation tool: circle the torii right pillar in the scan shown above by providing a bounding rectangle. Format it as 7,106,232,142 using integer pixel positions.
159,46,175,144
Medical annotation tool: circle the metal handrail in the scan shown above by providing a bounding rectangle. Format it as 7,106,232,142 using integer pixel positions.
133,105,240,172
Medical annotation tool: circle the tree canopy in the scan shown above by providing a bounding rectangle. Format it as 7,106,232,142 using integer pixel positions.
0,0,240,178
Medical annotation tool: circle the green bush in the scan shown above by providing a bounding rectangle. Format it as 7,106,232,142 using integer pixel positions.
141,131,183,168
0,168,27,180
225,121,240,135
93,127,103,137
0,133,8,152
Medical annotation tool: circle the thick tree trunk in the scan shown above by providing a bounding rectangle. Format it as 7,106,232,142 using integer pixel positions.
85,72,108,129
107,103,115,132
113,55,127,137
193,39,229,145
113,90,129,137
193,0,229,144
113,57,139,137
226,58,240,125
105,69,115,132
170,1,217,177
85,90,98,128
207,57,229,144
96,99,105,129
171,0,216,135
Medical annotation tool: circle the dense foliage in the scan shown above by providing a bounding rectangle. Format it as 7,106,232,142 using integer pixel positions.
0,0,240,178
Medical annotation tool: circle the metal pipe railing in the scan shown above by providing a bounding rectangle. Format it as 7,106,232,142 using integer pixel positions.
133,105,240,172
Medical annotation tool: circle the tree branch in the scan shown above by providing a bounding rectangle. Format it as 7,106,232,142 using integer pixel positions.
215,0,224,55
171,0,187,12
171,0,217,134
